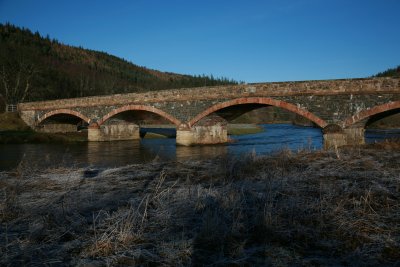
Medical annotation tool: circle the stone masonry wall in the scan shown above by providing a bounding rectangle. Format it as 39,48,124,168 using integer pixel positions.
18,77,400,129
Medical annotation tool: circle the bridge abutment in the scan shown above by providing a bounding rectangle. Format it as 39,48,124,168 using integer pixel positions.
88,123,140,141
323,125,365,149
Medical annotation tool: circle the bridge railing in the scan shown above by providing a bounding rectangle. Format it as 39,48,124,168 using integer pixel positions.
6,104,17,113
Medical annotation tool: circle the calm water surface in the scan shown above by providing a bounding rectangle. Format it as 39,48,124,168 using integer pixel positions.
0,124,399,171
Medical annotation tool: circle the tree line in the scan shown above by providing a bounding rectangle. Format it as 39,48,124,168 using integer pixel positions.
374,65,400,78
0,23,239,105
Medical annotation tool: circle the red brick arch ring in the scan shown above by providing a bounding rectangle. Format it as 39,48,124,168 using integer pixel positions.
36,109,90,126
97,105,182,126
343,101,400,128
188,97,328,128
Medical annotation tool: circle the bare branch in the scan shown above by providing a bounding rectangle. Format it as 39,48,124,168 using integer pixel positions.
0,65,10,102
20,64,36,103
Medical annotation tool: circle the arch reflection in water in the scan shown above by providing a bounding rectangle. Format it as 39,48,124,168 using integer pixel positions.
2,123,400,171
86,140,174,167
228,124,323,155
86,139,228,166
176,144,228,160
365,129,400,142
0,143,86,170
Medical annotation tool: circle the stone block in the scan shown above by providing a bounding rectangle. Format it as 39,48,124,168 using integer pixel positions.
323,133,348,150
88,123,140,141
344,127,365,145
177,124,228,146
323,127,365,149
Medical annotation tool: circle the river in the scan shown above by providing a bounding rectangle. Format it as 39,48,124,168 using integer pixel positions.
1,124,399,171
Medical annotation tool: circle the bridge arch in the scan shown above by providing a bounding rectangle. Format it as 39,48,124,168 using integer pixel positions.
188,97,328,128
36,109,90,126
97,105,181,126
343,101,400,128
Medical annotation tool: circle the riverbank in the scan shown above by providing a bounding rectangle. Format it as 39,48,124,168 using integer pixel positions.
0,113,87,144
227,123,264,135
0,130,88,144
1,143,399,266
0,113,30,131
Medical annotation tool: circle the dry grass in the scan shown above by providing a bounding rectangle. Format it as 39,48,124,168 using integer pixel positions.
0,145,399,266
365,137,400,150
0,112,87,144
0,112,31,131
227,124,264,135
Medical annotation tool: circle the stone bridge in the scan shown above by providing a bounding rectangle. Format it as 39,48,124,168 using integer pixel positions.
18,77,400,148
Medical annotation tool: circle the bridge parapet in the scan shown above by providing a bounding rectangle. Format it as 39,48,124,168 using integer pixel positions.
18,77,400,110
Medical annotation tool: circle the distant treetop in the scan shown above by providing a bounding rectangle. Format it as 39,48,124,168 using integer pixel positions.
374,65,400,78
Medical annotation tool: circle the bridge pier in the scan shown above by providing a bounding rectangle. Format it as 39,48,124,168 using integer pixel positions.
176,114,228,146
176,124,228,146
344,127,365,146
323,125,365,149
88,122,140,141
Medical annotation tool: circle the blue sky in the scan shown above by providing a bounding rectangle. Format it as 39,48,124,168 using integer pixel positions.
0,0,399,83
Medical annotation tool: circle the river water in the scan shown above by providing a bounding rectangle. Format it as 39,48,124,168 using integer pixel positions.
1,124,399,171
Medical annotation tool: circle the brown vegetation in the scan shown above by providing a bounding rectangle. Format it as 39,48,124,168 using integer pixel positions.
0,145,399,266
0,112,88,143
0,23,238,103
0,112,30,131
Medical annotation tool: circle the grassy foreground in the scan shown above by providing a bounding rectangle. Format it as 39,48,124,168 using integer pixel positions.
1,144,399,266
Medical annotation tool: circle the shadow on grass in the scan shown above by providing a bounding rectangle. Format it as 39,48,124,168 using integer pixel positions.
0,145,399,266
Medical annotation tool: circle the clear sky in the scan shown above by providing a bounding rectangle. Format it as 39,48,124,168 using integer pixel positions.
0,0,399,83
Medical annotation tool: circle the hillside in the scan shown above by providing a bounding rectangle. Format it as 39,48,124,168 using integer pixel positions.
0,23,238,104
374,65,400,77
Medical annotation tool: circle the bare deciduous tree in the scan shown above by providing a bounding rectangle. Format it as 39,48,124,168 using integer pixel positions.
0,59,37,104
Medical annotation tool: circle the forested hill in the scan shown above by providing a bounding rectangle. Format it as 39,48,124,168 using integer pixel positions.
374,65,400,78
0,23,238,104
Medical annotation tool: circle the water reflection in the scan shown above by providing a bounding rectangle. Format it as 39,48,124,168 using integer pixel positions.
365,128,400,142
228,124,323,154
85,139,228,166
86,140,149,167
1,124,399,171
